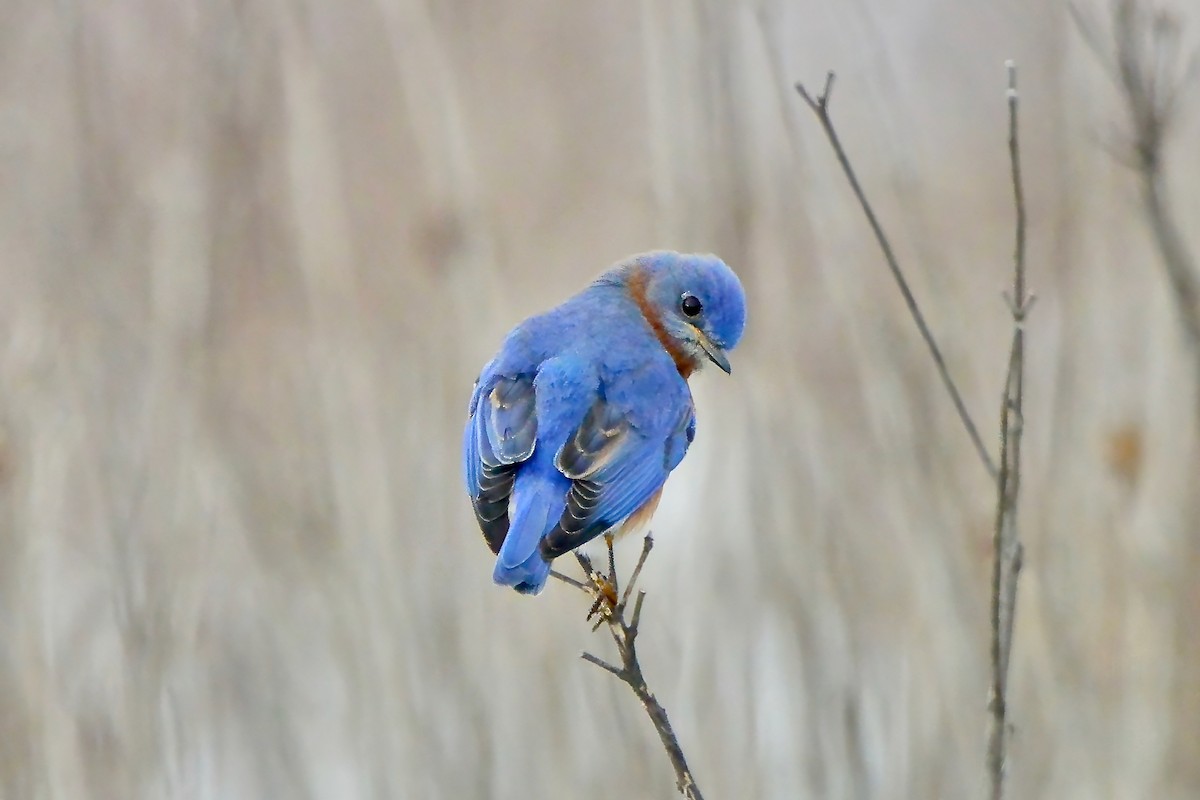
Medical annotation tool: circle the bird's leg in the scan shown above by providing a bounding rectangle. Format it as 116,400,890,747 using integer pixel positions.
587,535,619,625
604,533,619,603
595,533,618,610
560,538,643,625
568,538,618,626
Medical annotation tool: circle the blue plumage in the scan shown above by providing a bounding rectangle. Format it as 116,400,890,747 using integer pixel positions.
463,251,746,594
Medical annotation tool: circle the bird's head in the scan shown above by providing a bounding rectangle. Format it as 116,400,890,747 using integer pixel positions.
624,251,747,375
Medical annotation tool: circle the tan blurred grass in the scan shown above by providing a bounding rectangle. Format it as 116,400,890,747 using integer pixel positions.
0,0,1198,798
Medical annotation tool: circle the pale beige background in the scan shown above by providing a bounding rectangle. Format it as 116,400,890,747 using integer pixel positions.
1,1,1198,798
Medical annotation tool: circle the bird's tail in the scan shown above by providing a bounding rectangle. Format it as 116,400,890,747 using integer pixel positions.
493,472,561,595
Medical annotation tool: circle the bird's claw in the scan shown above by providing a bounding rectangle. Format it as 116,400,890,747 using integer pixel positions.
561,534,653,629
573,546,618,624
585,572,619,626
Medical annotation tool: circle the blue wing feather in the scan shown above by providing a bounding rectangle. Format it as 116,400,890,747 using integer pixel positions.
463,366,539,554
539,395,693,559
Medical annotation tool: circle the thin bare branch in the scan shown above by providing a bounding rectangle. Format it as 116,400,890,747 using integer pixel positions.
1008,64,1029,314
629,591,647,632
567,534,704,800
550,569,589,591
988,60,1032,800
794,73,999,481
620,534,654,610
999,541,1024,684
580,652,624,678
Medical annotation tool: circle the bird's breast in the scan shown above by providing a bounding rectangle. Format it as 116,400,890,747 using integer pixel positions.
611,488,664,540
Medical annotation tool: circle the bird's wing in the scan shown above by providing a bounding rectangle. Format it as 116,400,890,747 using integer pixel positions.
539,392,694,559
463,367,538,554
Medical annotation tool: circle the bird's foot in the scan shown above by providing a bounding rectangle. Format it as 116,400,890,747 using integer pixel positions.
556,534,654,630
576,552,619,627
586,573,620,626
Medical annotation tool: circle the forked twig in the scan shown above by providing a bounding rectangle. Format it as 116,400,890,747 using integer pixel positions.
795,73,999,481
553,535,704,800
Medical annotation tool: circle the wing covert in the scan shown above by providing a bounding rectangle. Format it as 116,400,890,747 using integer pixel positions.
539,396,684,559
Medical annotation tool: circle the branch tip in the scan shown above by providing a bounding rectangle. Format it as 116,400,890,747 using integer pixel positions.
581,652,624,679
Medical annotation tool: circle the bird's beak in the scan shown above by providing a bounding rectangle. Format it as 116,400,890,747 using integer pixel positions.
692,327,732,374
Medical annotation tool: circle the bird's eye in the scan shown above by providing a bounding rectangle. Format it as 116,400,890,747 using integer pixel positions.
680,294,703,317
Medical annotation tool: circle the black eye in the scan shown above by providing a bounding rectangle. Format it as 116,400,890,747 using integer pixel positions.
680,294,703,317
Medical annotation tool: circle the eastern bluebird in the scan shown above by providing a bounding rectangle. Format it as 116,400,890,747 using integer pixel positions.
462,251,747,594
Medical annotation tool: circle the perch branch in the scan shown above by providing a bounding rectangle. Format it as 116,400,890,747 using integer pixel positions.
795,72,999,480
554,535,705,800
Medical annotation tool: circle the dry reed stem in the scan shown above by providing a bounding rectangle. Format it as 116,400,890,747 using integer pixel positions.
987,60,1032,800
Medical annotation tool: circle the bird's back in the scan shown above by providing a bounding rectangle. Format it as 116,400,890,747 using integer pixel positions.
502,282,671,375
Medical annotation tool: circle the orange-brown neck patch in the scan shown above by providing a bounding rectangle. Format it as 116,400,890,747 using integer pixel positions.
627,267,695,379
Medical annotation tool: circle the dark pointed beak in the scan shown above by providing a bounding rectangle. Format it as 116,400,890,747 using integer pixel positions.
695,329,732,374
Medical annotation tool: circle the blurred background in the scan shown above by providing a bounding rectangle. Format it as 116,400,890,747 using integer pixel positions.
1,0,1198,797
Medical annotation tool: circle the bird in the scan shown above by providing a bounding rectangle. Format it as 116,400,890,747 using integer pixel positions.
462,250,746,594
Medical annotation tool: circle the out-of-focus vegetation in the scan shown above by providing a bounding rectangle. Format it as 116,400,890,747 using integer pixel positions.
0,1,1197,797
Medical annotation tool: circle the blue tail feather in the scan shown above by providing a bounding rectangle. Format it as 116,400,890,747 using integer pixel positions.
493,472,565,595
